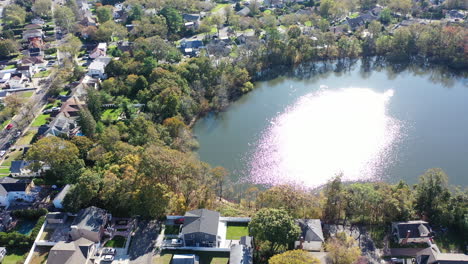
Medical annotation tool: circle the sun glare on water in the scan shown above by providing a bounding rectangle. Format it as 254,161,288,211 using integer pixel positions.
250,87,402,188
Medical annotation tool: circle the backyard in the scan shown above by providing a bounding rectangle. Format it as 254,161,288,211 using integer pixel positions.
155,251,229,264
33,70,51,78
105,235,126,248
101,108,122,121
29,246,50,264
2,248,28,264
226,223,249,240
1,149,23,167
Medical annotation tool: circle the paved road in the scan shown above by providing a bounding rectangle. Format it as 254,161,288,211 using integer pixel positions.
129,220,160,264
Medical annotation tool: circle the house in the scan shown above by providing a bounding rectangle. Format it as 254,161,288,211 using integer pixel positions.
44,113,80,137
236,7,251,17
60,96,86,118
31,18,45,25
229,236,253,264
27,47,43,58
20,56,47,69
294,219,324,251
172,254,199,264
415,245,468,264
16,66,33,79
447,9,465,20
23,29,43,40
0,177,36,209
47,237,96,264
70,206,111,243
53,184,71,209
0,72,11,84
181,209,221,248
10,160,48,177
0,247,5,262
46,212,68,224
89,43,107,59
6,73,26,89
183,14,201,29
392,220,433,244
87,57,111,79
180,40,204,56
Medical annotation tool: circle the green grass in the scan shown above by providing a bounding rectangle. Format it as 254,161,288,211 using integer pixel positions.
2,248,28,264
31,114,50,127
105,235,126,248
305,21,312,27
0,167,10,174
226,223,249,240
33,70,51,78
20,91,34,98
2,119,11,128
158,251,229,264
349,12,359,18
59,90,69,96
101,108,122,121
212,3,229,12
164,225,181,235
263,9,272,15
210,26,218,34
16,130,36,145
1,150,23,167
4,65,16,70
45,100,60,109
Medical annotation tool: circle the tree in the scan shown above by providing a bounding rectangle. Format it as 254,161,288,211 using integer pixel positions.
63,169,102,212
320,0,336,18
26,136,84,183
59,34,82,58
32,0,52,18
388,0,412,15
54,6,76,32
135,183,171,219
0,39,19,59
249,208,301,254
288,25,302,39
95,20,127,41
71,136,94,160
96,5,113,23
160,7,183,35
78,108,97,138
3,4,27,25
86,88,102,121
323,175,344,223
325,232,361,264
415,168,451,224
380,8,392,24
269,250,320,264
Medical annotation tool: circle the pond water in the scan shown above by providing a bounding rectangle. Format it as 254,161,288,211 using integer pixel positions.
193,59,468,188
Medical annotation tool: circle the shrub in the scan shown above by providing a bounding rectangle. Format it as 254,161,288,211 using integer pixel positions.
12,208,48,220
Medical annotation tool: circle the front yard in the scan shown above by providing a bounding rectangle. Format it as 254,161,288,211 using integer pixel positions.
31,113,50,127
155,251,229,264
226,223,249,240
33,70,51,78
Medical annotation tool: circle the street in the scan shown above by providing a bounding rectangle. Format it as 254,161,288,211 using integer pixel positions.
128,220,160,264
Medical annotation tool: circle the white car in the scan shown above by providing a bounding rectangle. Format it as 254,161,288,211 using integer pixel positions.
0,151,6,157
103,254,114,262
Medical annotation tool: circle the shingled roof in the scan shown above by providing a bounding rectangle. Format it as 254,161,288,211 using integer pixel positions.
72,206,107,232
47,237,94,264
181,209,220,236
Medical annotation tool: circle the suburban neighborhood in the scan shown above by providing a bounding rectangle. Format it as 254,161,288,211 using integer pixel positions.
0,0,466,263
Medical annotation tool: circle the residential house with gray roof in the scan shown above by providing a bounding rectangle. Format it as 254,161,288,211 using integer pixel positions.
47,237,96,264
181,209,221,247
415,245,468,264
295,219,324,251
70,206,111,243
392,220,433,244
0,177,36,209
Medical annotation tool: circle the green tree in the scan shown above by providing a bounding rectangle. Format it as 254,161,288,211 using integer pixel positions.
32,0,52,18
135,183,171,219
325,232,361,264
95,20,127,41
86,88,103,121
96,5,113,23
59,34,82,58
160,7,183,35
380,8,392,24
78,108,97,138
288,25,302,39
70,136,94,160
415,168,451,224
269,250,320,264
323,175,344,223
3,4,27,25
54,5,76,32
0,39,19,58
26,136,84,183
249,208,301,254
320,0,335,18
63,169,102,212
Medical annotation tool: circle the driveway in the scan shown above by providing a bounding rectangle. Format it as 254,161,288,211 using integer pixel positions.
129,220,160,264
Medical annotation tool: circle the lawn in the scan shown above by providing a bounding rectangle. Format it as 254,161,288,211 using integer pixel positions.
2,248,28,264
59,90,69,96
44,100,60,109
4,64,16,70
1,150,23,167
305,21,312,27
105,235,126,248
101,108,122,121
0,167,10,174
434,229,466,253
20,91,34,98
164,225,181,235
2,119,10,128
157,251,229,264
16,130,36,145
33,70,51,78
31,114,50,127
263,9,272,15
212,3,229,12
226,223,249,240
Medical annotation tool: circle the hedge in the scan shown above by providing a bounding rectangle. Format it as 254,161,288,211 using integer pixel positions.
11,208,48,220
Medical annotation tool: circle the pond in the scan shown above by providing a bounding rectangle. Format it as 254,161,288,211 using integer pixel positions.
193,59,468,188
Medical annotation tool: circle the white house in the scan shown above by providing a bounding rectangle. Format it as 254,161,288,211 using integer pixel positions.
0,177,36,209
53,184,71,209
7,74,26,89
87,57,111,79
10,160,49,177
89,43,107,59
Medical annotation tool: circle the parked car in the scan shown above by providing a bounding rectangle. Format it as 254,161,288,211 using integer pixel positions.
5,124,13,130
0,151,6,157
103,254,114,262
102,248,116,255
174,218,184,224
